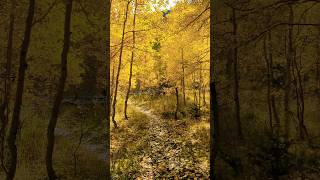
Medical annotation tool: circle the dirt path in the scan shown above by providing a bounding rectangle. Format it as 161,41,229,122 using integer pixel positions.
131,102,208,179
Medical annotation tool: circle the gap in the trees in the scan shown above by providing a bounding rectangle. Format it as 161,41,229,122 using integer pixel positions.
110,0,210,178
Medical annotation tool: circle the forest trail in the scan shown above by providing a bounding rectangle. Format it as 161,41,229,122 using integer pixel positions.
130,101,208,179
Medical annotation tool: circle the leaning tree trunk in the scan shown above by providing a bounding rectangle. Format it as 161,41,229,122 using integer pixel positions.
111,0,130,128
1,0,15,174
210,0,220,178
110,56,116,103
124,0,137,119
231,8,243,140
46,0,72,179
284,6,294,141
6,0,35,179
105,0,111,178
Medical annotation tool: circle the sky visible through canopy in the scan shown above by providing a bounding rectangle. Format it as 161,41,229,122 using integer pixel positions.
151,0,179,11
168,0,178,8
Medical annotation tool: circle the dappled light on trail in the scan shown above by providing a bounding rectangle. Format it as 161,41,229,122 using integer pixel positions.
110,1,210,178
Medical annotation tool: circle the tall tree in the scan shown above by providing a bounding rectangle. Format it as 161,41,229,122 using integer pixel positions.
124,0,137,119
210,0,220,178
199,59,202,111
111,0,130,128
46,0,73,179
6,0,35,179
231,7,243,140
175,87,179,120
105,0,111,178
317,27,320,110
181,48,186,106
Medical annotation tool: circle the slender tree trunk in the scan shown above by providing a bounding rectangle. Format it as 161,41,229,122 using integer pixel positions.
46,1,72,179
284,6,294,140
181,48,186,106
110,60,116,102
194,91,198,104
263,33,273,134
232,8,243,140
203,84,206,106
105,0,111,178
111,0,130,128
124,0,137,119
198,62,202,116
175,87,179,120
6,0,35,179
268,32,275,133
292,52,308,139
192,73,197,104
317,27,320,109
1,0,15,174
210,0,220,178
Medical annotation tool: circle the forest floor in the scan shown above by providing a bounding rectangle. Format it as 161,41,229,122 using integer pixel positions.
0,102,108,179
54,127,107,162
0,95,209,179
111,96,209,179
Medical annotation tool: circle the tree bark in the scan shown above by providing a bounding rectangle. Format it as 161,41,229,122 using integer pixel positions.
203,84,206,106
111,0,130,128
175,87,179,120
46,0,72,179
6,0,35,179
317,27,320,110
105,0,111,178
124,0,137,119
1,0,15,174
194,90,198,104
210,0,220,178
199,61,202,113
181,48,186,106
232,8,243,140
110,59,116,102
